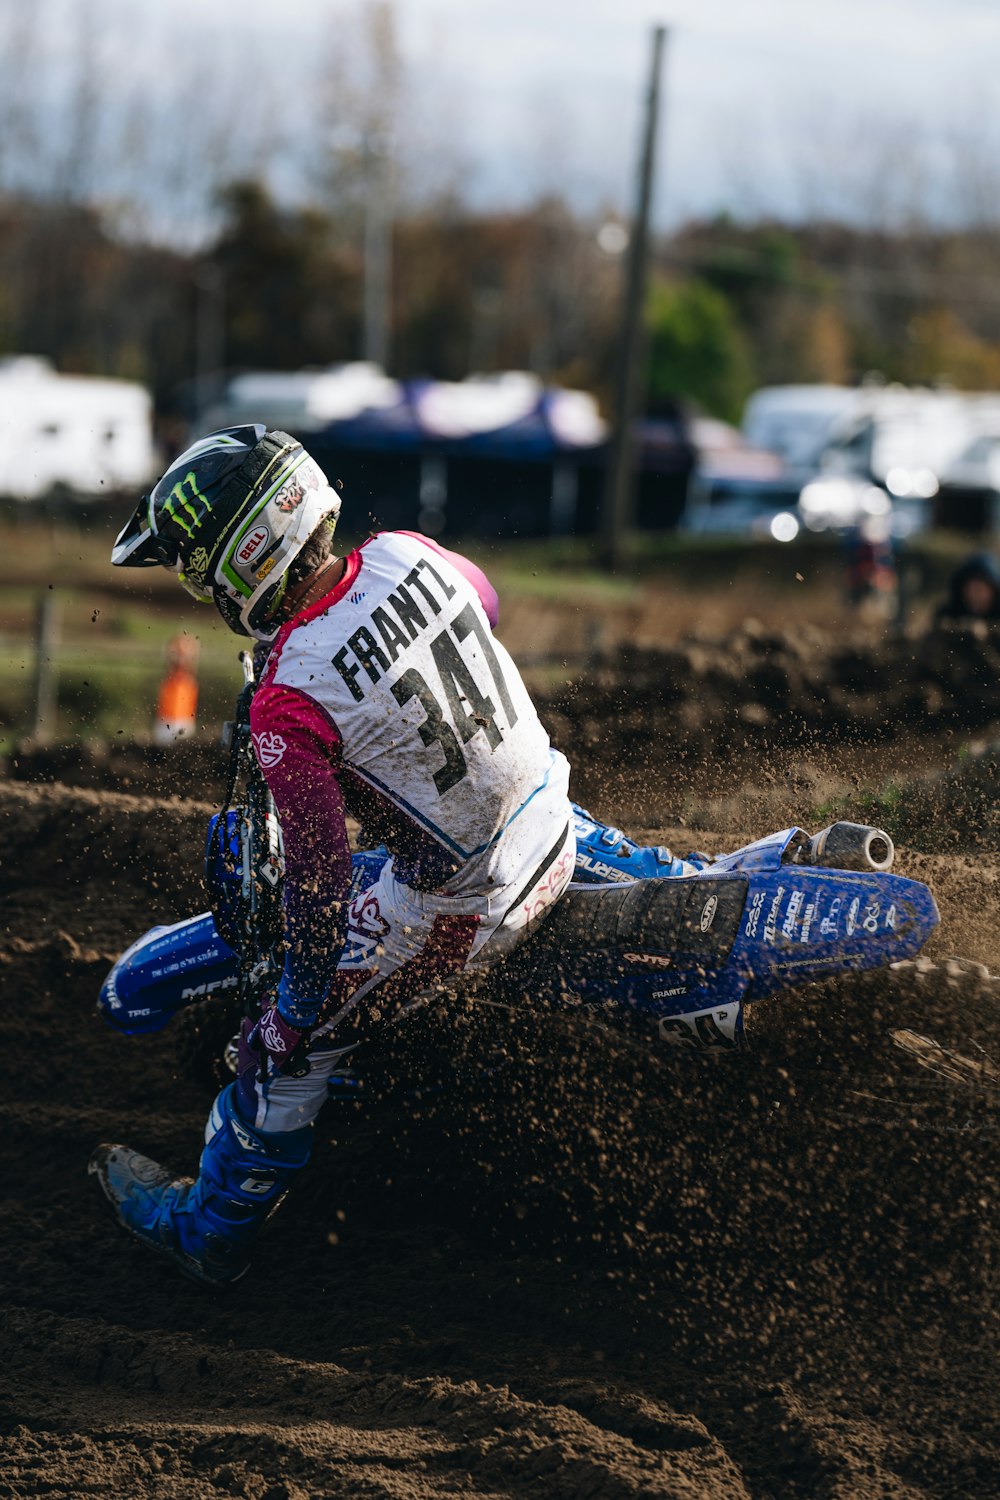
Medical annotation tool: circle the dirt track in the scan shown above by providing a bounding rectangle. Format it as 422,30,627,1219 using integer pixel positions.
1,646,998,1498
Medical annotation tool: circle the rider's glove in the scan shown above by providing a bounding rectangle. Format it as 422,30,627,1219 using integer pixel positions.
246,1005,310,1076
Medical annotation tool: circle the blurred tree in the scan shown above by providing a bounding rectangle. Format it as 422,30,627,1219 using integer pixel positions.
208,181,361,371
903,307,1000,388
645,278,755,422
0,197,195,404
796,302,851,384
393,198,619,390
309,1,402,365
661,214,1000,397
311,2,401,231
0,1,43,195
53,0,106,205
694,224,802,318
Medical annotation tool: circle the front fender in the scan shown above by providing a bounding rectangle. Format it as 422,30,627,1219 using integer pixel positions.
98,912,238,1035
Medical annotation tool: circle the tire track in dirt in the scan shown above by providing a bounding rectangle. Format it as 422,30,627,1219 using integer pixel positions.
1,1308,755,1500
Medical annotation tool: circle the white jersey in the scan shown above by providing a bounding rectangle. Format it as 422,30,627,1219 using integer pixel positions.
259,531,570,898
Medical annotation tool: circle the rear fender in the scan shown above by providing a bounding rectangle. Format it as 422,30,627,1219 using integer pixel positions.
708,827,802,873
524,865,939,1052
726,865,940,997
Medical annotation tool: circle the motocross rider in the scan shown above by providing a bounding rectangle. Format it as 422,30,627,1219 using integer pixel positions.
90,426,693,1286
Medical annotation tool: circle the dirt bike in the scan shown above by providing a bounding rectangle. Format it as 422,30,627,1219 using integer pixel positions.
96,653,946,1096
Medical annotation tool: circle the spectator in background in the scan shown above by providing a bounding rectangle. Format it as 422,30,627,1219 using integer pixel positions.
844,517,898,623
935,552,1000,625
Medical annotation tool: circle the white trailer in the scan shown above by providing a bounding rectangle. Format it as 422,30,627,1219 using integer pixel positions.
0,356,156,501
743,381,977,494
200,363,402,434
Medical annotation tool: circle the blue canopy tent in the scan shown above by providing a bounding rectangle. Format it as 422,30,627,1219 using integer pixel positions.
247,374,695,540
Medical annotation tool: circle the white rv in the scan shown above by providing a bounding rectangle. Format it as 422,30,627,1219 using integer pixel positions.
0,357,156,502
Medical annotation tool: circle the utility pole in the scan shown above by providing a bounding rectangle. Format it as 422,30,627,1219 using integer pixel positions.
600,24,668,571
363,129,392,370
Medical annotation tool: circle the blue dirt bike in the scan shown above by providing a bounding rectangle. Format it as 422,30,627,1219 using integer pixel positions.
97,655,941,1082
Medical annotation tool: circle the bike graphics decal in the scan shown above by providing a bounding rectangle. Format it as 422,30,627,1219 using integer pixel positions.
741,873,916,962
782,889,804,939
658,1004,740,1050
763,886,786,944
744,891,766,937
820,896,842,937
180,975,238,1001
749,881,893,951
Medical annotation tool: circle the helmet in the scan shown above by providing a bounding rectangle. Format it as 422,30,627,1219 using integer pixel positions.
111,425,342,640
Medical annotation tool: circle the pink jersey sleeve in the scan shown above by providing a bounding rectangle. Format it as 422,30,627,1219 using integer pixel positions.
396,531,499,629
250,682,352,1024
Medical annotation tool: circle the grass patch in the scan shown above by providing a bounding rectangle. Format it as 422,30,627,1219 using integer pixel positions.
0,590,247,739
811,749,1000,853
811,782,905,829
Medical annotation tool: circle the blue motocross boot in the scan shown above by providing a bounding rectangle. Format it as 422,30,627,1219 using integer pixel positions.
89,1083,311,1287
571,803,707,883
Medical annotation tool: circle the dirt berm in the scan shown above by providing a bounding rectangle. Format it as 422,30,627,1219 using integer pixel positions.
8,622,1000,809
0,770,997,1498
544,623,1000,814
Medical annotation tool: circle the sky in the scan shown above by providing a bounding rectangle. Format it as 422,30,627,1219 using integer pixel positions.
12,0,1000,229
153,0,1000,225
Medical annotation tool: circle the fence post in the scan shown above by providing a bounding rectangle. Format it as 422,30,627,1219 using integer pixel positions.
32,591,58,741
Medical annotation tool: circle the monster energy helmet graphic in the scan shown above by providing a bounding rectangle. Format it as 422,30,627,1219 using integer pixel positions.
112,425,342,640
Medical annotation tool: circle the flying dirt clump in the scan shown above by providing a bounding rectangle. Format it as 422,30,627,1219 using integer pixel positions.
545,623,1000,759
8,622,1000,807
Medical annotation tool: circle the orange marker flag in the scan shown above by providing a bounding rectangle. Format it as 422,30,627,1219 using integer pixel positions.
153,634,200,745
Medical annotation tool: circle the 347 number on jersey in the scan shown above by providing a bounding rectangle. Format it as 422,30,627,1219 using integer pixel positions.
390,603,518,794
